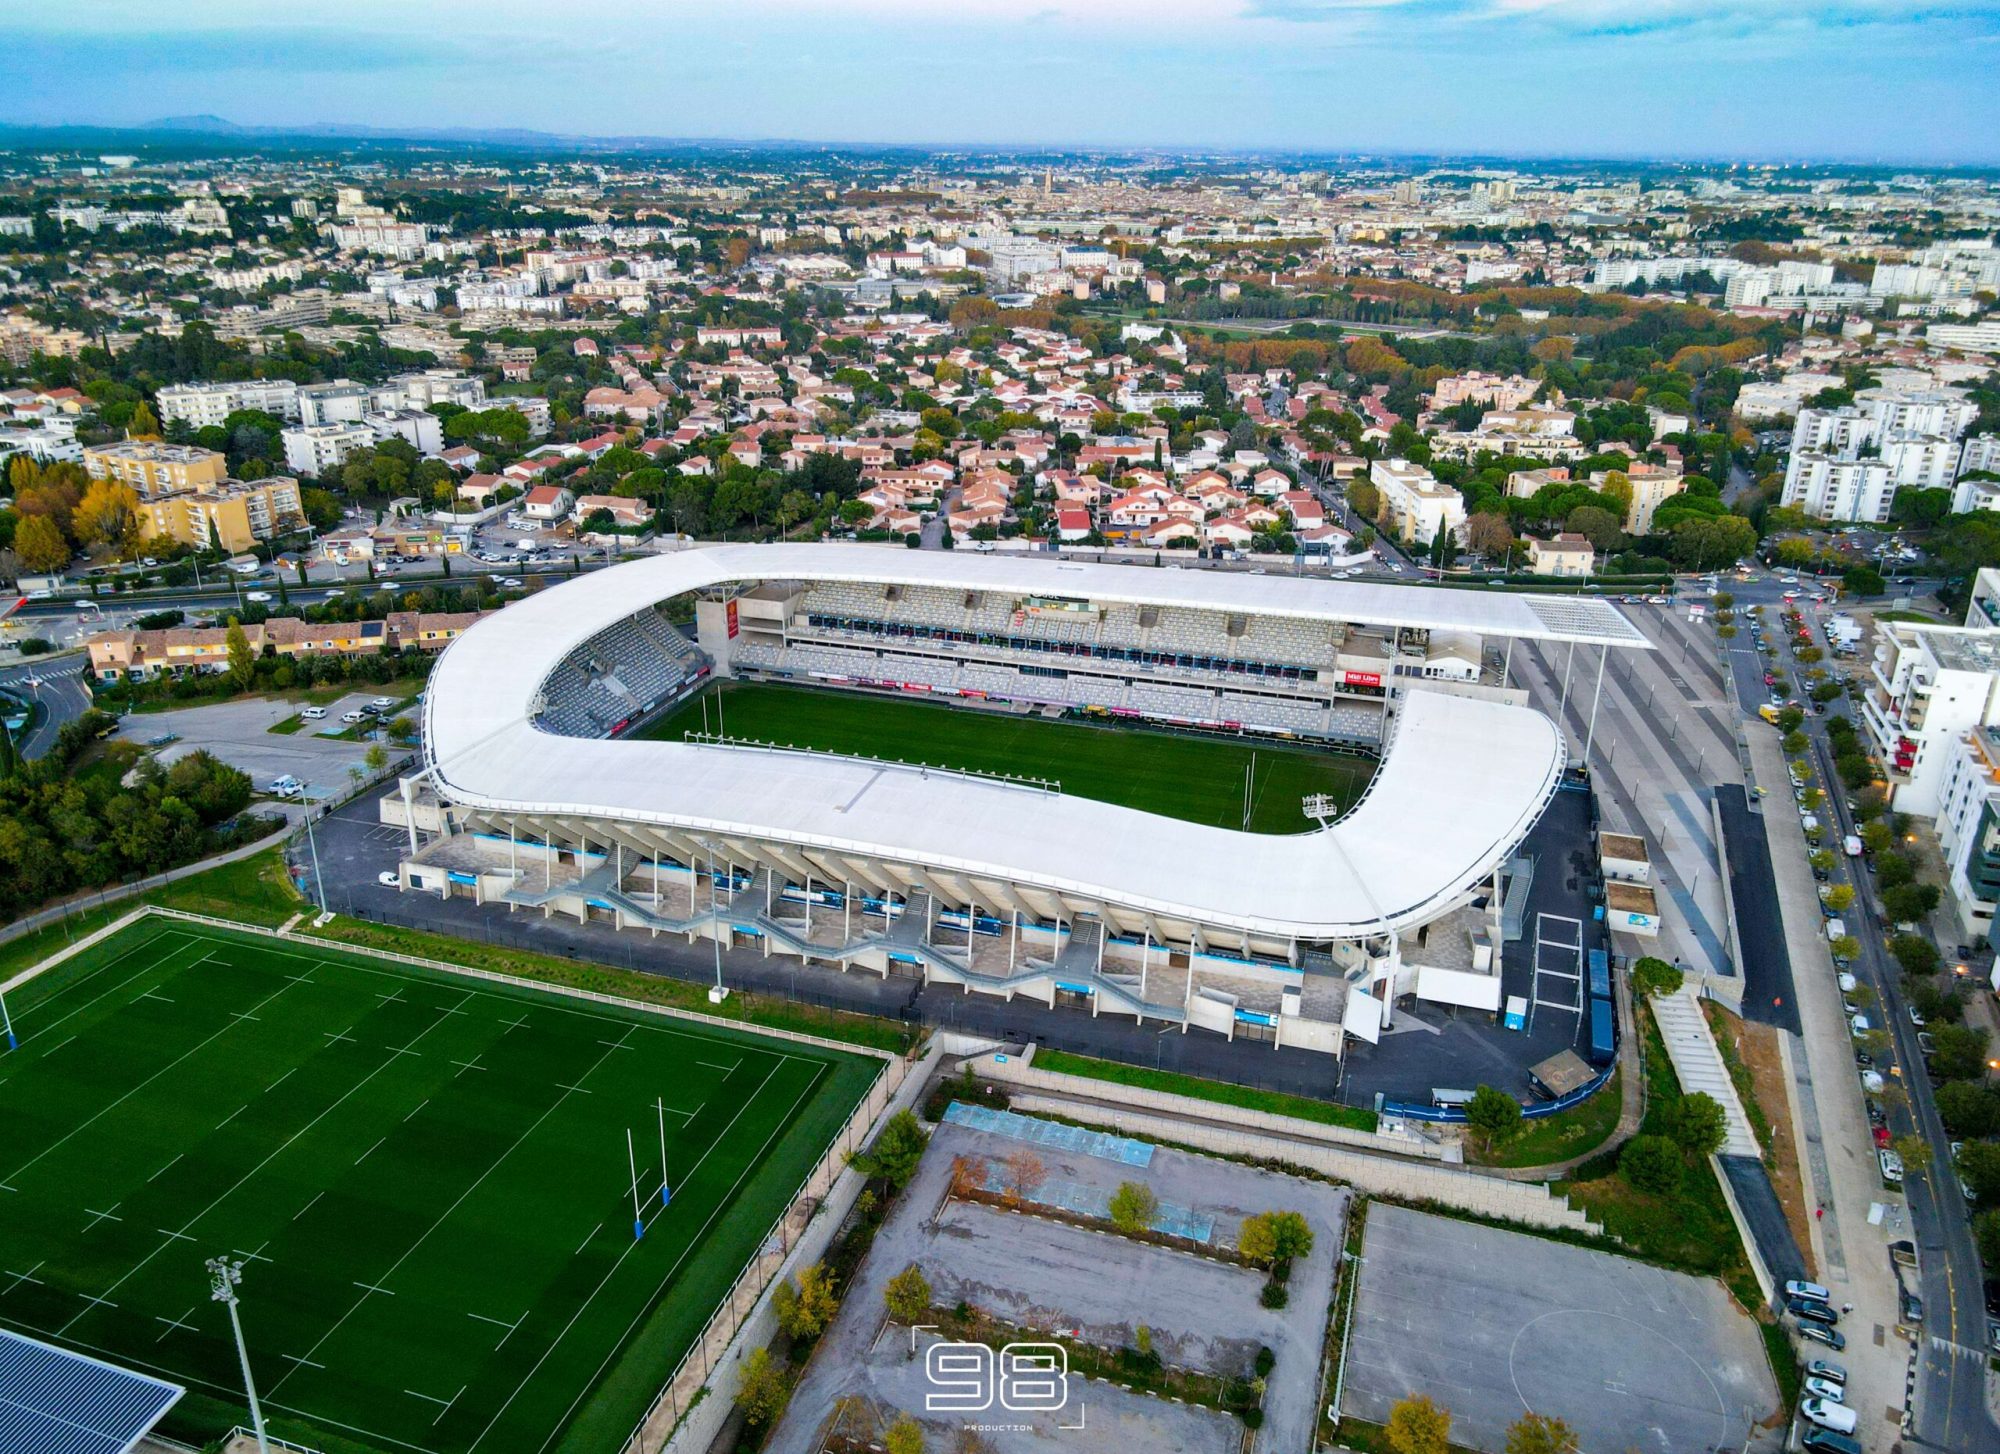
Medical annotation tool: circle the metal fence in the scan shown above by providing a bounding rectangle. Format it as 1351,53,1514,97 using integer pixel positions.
1379,1062,1614,1125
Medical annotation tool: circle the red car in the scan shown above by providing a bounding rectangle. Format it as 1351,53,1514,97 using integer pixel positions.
1764,673,1778,686
1873,1125,1892,1149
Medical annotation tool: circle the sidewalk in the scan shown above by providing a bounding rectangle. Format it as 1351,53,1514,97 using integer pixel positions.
1750,730,1912,1447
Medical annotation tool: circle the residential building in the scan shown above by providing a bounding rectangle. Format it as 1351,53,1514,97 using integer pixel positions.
283,422,378,476
1862,622,2000,817
87,608,485,681
1601,462,1686,536
1369,458,1467,545
1526,533,1595,577
1783,455,1895,523
156,379,302,428
1934,726,2000,939
83,441,228,496
134,475,305,554
521,485,576,522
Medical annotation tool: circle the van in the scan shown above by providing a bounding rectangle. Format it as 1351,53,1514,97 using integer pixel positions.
1801,813,1821,834
1843,834,1863,857
1825,919,1846,942
1801,1398,1858,1435
301,706,327,721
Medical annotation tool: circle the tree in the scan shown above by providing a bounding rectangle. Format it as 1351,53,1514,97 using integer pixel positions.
1891,934,1940,976
1565,505,1624,552
73,480,142,552
1239,1209,1314,1265
1891,1133,1933,1177
1465,511,1514,559
1465,1085,1522,1149
774,1261,839,1340
884,1414,924,1454
999,1149,1047,1204
1929,1024,1991,1081
1386,1394,1453,1454
1959,1140,2000,1203
733,1347,790,1426
849,1110,928,1188
1506,1411,1580,1454
1781,730,1809,757
1630,956,1682,998
1821,883,1854,911
128,400,160,438
884,1263,931,1324
224,619,255,690
1109,1180,1159,1233
1671,1092,1727,1158
13,513,69,573
1620,1134,1682,1195
1934,1081,2000,1139
1881,881,1940,923
1829,935,1860,962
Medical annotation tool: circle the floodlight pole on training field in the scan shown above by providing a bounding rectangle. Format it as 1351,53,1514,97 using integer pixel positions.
0,986,16,1051
627,1128,645,1240
208,1256,270,1454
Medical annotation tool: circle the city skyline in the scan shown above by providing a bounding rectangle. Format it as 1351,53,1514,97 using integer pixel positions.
5,1,2000,165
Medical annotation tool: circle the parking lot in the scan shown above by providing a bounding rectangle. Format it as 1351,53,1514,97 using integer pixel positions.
127,695,377,796
1342,1205,1779,1454
771,1115,1349,1454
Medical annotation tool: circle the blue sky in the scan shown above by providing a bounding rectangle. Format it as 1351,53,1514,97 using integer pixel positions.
4,2,1998,163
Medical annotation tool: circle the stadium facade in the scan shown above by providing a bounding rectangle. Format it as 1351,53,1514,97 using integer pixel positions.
393,543,1649,1058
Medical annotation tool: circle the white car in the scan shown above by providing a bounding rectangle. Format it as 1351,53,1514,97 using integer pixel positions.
301,706,327,721
244,591,273,603
341,710,368,725
377,871,401,888
370,697,394,710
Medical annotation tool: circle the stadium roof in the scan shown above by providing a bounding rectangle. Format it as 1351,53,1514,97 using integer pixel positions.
0,1329,183,1454
423,545,1617,940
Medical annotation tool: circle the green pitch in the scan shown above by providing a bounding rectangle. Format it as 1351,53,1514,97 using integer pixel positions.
0,918,878,1454
641,681,1375,834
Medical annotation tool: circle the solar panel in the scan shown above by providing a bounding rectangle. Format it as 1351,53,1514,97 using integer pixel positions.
0,1328,184,1454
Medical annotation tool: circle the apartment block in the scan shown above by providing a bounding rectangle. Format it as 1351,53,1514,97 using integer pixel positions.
135,475,304,554
83,441,229,496
1369,457,1466,545
1862,622,2000,817
155,379,302,429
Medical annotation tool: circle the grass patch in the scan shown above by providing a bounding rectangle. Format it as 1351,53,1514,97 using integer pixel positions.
1555,1004,1759,1307
0,916,876,1454
306,912,913,1054
640,681,1375,835
1702,1002,1774,1158
1472,1066,1623,1169
268,713,306,734
1033,1047,1376,1131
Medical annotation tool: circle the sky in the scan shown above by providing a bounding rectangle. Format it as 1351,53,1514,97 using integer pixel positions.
3,1,1999,164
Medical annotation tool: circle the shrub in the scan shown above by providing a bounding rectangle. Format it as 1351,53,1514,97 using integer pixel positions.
1466,1085,1523,1148
1259,1279,1289,1309
733,1347,791,1426
849,1110,928,1189
1630,956,1682,998
1669,1092,1727,1158
1620,1134,1683,1195
1387,1394,1454,1454
1239,1210,1314,1267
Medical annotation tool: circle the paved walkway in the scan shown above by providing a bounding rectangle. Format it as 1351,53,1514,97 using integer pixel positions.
1651,988,1762,1158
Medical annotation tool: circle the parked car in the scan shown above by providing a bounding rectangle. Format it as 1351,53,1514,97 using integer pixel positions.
377,871,400,888
301,706,327,720
1785,1279,1833,1303
1918,1031,1938,1058
1889,1240,1917,1270
1803,1374,1845,1402
1789,1297,1839,1326
1880,1148,1905,1183
369,697,395,710
1872,1125,1891,1149
1797,1322,1846,1351
1908,1004,1927,1027
340,710,368,725
1900,1290,1925,1325
1806,1358,1847,1386
1801,1428,1862,1454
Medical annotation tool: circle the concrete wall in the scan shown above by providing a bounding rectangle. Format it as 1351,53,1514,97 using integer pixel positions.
1004,1091,1599,1234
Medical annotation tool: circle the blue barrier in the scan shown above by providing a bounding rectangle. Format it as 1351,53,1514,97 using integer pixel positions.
1381,1063,1614,1124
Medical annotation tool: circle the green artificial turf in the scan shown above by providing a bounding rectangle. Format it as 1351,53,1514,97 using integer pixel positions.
0,917,877,1454
639,682,1375,835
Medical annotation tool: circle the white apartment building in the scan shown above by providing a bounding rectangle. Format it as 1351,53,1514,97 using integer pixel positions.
156,379,302,428
297,381,374,427
1783,456,1895,522
1862,622,2000,817
1880,434,1962,493
1927,321,2000,354
1934,726,2000,939
296,372,481,430
1956,434,2000,480
362,409,444,455
1856,387,1979,439
1369,458,1467,546
283,422,376,476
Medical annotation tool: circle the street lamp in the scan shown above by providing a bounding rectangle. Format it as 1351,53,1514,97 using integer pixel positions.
207,1256,270,1454
301,785,328,913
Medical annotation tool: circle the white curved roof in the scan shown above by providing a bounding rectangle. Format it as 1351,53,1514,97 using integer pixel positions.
422,543,1615,940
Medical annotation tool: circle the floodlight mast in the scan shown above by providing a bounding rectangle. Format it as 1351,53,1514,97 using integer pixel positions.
207,1255,271,1454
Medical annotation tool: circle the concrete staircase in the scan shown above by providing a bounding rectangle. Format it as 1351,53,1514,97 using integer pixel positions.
1650,988,1763,1159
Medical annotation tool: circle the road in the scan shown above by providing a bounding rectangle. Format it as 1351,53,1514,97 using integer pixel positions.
0,652,92,758
1772,591,1996,1449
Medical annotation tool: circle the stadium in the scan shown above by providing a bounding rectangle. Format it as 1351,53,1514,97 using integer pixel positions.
395,543,1649,1057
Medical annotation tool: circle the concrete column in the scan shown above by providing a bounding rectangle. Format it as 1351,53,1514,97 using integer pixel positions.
1584,644,1608,760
